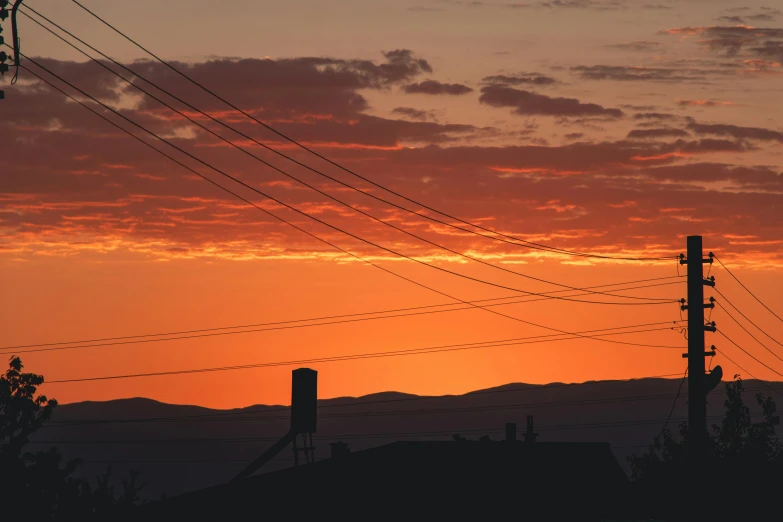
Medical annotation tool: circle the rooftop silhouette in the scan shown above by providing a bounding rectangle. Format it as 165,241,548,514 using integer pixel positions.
133,439,630,521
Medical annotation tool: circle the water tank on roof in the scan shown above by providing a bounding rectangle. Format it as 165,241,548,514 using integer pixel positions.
291,368,317,433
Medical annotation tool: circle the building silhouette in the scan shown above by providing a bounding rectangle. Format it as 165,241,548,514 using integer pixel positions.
131,438,629,520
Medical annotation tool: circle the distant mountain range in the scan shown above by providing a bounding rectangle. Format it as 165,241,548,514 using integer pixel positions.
27,376,776,500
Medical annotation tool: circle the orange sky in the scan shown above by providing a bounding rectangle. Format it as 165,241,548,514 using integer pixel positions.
2,0,783,408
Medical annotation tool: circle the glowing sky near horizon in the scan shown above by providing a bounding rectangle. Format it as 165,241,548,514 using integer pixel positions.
1,0,782,408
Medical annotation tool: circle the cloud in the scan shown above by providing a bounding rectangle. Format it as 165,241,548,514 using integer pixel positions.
509,0,624,10
627,128,690,139
375,49,434,81
4,55,783,265
125,50,434,116
717,16,746,24
263,115,480,146
3,133,774,262
676,99,735,107
571,64,727,82
663,25,783,60
402,80,474,95
750,40,783,62
3,54,471,151
723,8,782,23
604,41,666,52
392,107,436,121
633,112,679,120
686,122,783,142
481,73,558,86
622,104,658,111
747,12,778,22
479,85,624,117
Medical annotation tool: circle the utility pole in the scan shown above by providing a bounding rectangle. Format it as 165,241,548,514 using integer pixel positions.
0,0,26,100
679,236,717,462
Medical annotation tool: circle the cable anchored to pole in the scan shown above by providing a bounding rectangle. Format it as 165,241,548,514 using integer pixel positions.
0,0,24,99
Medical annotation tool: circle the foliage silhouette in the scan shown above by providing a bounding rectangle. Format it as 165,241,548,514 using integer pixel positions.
0,356,145,520
628,376,782,519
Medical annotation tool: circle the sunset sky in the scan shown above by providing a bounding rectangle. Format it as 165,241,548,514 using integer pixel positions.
2,0,782,408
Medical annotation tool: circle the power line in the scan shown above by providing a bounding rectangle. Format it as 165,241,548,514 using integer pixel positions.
25,413,747,446
15,8,676,305
1,278,684,354
45,383,783,429
714,288,783,349
43,390,697,428
656,367,687,438
43,372,688,426
66,0,677,263
713,347,783,400
20,5,678,298
10,320,681,358
17,322,682,360
718,330,783,378
14,56,685,357
43,325,683,385
715,255,783,324
715,301,783,364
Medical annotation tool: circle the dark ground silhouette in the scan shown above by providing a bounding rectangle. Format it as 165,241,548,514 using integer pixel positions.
5,356,783,521
36,375,778,498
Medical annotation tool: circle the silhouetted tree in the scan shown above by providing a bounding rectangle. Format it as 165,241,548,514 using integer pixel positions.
0,356,145,520
628,377,782,519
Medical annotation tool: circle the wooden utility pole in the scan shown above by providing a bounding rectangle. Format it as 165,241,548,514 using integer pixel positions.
680,236,715,461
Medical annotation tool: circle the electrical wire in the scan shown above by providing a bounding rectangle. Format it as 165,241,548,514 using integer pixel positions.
43,389,699,428
11,54,677,310
25,413,747,445
714,288,783,349
715,301,783,363
21,5,678,283
13,10,675,305
1,278,685,354
9,320,682,357
43,325,683,385
13,55,686,355
42,372,688,427
656,367,687,439
713,348,783,400
65,0,677,263
14,322,682,358
718,331,783,378
715,255,783,324
49,383,783,429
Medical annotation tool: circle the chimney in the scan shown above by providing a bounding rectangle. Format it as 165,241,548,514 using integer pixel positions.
505,422,517,442
330,441,350,458
524,415,538,443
